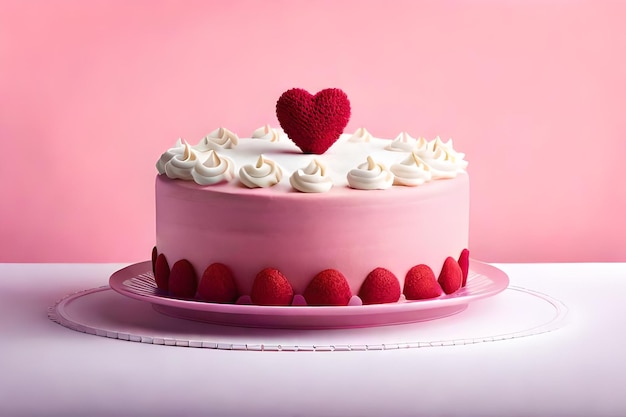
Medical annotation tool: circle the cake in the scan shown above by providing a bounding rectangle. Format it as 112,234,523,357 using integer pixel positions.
151,88,470,306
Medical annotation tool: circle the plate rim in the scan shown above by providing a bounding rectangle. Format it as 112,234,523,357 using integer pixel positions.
109,259,509,318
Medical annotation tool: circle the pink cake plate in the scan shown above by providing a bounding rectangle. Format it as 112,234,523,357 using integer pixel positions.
109,260,509,329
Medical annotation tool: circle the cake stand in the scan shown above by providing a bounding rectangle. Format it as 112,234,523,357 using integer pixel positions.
107,260,509,329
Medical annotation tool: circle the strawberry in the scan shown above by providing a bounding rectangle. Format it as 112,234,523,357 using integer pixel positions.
198,263,239,303
438,257,463,294
154,253,170,292
358,267,401,305
458,249,470,287
403,264,442,300
151,246,158,275
250,268,294,306
168,259,198,298
303,269,352,306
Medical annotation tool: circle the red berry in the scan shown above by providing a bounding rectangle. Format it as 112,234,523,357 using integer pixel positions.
404,264,442,300
198,263,239,303
358,267,401,305
458,249,470,287
304,269,352,306
151,246,158,275
250,268,293,306
438,257,463,294
168,259,198,298
154,254,170,292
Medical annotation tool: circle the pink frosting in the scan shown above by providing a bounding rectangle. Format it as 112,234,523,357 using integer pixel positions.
155,173,469,296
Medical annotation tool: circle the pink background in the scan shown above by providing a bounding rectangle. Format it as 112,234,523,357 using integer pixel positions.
1,1,625,263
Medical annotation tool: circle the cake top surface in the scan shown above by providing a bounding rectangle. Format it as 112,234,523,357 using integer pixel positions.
156,126,468,194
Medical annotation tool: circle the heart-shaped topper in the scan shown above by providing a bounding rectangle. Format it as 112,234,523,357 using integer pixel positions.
276,88,351,154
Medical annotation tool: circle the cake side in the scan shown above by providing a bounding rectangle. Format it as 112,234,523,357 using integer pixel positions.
155,172,469,296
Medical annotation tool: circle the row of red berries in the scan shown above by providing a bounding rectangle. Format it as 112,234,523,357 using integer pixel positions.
151,247,470,306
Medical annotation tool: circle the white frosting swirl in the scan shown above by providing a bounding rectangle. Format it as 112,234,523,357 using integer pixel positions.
239,155,283,188
290,159,333,193
414,136,429,151
437,137,467,163
347,156,394,190
251,124,282,142
195,127,239,151
416,137,468,179
191,150,235,185
386,132,418,152
156,138,185,175
163,142,199,181
391,152,432,186
348,127,373,143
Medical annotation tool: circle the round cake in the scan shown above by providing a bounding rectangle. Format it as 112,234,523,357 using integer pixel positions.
153,130,470,306
152,88,470,306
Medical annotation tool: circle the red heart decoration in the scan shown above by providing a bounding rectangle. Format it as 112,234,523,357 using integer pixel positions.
276,88,351,154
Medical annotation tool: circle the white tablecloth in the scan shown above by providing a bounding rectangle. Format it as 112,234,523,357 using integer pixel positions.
1,262,624,417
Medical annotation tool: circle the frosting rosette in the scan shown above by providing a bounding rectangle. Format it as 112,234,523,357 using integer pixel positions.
386,132,418,152
156,138,186,175
416,137,468,179
163,141,199,181
391,152,432,186
191,150,235,185
348,127,373,143
290,159,333,193
239,154,283,188
195,127,239,151
347,156,394,190
251,124,283,142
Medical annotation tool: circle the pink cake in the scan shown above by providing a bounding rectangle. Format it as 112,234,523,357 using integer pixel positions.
152,89,470,306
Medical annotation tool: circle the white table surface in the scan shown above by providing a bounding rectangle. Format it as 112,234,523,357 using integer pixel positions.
1,262,625,417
